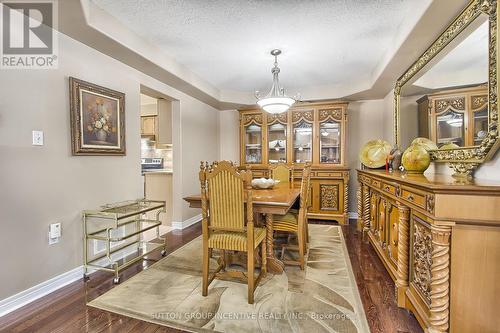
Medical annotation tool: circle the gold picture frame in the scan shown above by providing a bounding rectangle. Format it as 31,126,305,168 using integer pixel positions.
394,0,499,177
69,77,126,155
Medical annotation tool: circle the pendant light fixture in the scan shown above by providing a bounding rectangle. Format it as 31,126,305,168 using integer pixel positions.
255,49,298,114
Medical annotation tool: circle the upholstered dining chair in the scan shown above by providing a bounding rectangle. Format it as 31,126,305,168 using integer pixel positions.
269,162,294,184
199,160,267,304
272,163,312,269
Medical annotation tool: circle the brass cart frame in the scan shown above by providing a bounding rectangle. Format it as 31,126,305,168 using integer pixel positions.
82,199,167,283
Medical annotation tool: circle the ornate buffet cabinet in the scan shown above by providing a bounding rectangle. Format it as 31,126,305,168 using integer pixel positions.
239,101,349,223
357,169,500,333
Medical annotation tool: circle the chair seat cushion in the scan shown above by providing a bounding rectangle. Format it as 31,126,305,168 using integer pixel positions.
273,211,298,232
208,228,266,251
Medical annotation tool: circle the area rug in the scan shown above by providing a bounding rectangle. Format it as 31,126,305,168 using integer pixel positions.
88,224,370,333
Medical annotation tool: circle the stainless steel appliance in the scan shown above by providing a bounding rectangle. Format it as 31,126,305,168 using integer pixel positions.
141,158,163,173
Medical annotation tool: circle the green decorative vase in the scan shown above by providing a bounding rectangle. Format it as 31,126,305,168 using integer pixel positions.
402,143,430,174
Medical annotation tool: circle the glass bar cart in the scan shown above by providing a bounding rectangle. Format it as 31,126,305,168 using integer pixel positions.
82,199,166,283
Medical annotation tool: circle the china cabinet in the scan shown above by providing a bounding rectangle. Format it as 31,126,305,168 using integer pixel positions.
239,101,349,223
417,85,488,148
357,169,500,333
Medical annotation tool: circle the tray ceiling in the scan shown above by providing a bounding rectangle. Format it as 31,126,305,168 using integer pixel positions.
91,0,432,96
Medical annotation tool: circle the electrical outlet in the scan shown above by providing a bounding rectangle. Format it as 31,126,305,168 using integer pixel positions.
32,130,44,146
48,223,61,245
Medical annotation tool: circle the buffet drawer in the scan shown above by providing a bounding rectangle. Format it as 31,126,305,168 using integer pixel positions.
401,187,426,209
315,171,344,178
381,182,397,196
371,179,382,189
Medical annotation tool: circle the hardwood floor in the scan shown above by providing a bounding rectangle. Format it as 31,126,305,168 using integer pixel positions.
0,220,422,333
341,222,422,333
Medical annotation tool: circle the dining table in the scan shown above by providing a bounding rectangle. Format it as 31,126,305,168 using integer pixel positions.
183,182,301,274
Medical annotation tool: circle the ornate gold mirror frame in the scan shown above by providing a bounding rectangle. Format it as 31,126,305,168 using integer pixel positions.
394,0,499,177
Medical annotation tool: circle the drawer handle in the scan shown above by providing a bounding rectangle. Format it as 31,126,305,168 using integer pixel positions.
407,194,414,201
384,185,390,192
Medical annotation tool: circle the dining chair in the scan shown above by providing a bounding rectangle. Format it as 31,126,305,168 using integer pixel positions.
199,160,267,304
272,163,312,269
269,162,294,184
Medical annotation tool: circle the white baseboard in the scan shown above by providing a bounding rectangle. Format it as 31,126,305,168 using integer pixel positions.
0,266,83,317
0,225,174,318
172,214,202,230
348,212,359,219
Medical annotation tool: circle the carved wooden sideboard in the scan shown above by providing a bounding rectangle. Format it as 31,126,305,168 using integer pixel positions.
357,169,500,333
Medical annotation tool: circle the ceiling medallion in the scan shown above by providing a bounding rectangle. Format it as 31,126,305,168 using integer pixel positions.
255,49,299,114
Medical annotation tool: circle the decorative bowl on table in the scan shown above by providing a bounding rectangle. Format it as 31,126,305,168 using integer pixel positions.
251,178,280,189
359,139,392,168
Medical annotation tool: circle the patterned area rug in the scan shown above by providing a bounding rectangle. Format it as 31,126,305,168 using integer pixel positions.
88,224,369,333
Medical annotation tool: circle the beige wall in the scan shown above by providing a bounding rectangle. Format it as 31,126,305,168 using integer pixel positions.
347,100,387,212
399,96,421,150
218,110,240,164
0,31,219,300
382,89,395,142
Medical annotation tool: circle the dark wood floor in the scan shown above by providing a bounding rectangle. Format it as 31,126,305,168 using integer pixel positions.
0,221,422,333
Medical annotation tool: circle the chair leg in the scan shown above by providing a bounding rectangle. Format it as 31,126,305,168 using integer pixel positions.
220,250,226,271
305,218,310,244
247,248,255,304
202,245,209,296
261,241,267,275
298,230,305,270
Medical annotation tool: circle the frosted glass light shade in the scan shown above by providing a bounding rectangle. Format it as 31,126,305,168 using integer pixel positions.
257,96,295,114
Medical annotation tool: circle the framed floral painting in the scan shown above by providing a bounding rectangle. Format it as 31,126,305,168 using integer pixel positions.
69,77,126,155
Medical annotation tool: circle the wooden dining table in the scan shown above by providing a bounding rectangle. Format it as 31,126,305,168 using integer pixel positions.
183,182,300,274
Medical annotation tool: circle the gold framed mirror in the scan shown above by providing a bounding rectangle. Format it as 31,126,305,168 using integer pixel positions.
394,0,499,177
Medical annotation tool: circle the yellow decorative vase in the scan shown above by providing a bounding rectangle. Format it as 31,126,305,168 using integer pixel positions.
440,142,460,150
402,143,430,174
411,137,438,152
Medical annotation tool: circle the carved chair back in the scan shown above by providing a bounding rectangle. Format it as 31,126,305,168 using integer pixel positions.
269,162,294,184
199,161,253,233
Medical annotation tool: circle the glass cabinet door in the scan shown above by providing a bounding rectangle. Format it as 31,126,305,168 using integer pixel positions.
319,121,341,164
293,120,312,163
244,124,262,163
436,110,465,147
268,123,286,163
473,107,488,145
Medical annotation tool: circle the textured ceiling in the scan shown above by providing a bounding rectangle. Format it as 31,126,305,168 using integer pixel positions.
92,0,432,95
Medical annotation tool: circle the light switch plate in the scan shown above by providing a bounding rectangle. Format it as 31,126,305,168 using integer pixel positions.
32,130,44,146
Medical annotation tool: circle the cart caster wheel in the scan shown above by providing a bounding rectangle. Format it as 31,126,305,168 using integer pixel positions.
83,274,90,281
113,277,121,284
161,250,167,257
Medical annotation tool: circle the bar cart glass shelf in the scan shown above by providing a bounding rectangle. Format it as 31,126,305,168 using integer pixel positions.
82,199,167,284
